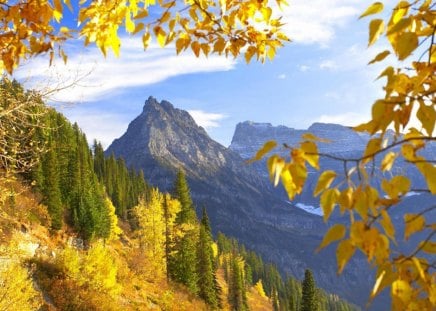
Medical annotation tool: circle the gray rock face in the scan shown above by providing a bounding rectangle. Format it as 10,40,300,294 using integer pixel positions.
107,97,390,309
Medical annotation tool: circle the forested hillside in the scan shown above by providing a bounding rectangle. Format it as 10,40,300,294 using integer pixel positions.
0,78,359,310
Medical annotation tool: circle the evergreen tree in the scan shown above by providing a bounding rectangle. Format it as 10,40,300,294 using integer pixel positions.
197,208,220,309
173,170,197,224
228,254,248,311
301,269,318,311
42,145,63,230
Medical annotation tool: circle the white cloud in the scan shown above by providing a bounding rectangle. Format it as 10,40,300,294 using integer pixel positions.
319,60,337,70
14,37,236,103
315,112,370,127
278,73,287,79
279,0,360,45
188,110,227,128
299,65,310,72
61,108,130,148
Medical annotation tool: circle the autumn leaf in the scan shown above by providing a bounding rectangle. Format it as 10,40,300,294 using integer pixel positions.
404,214,425,240
314,170,336,197
360,2,384,19
320,188,339,222
393,32,418,60
368,19,384,46
250,140,277,163
368,50,390,65
336,239,355,274
317,224,346,251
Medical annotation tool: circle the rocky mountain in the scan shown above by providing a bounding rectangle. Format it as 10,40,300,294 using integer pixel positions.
106,97,389,309
230,121,435,214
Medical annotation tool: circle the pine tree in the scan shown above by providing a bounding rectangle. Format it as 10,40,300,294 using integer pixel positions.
42,145,63,230
301,269,318,311
228,254,248,311
197,208,220,309
173,170,197,224
169,170,199,294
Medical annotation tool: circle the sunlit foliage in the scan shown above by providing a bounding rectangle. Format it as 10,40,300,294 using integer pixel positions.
0,0,289,74
254,1,436,308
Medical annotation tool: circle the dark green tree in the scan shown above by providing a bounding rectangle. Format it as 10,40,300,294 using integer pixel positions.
197,208,220,309
228,253,248,311
173,170,197,224
41,144,63,230
169,170,199,294
301,269,318,311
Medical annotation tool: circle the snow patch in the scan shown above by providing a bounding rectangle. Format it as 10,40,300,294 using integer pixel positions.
295,203,323,216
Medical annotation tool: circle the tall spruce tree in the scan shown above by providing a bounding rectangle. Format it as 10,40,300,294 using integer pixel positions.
197,208,220,309
42,144,63,230
301,269,318,311
228,254,248,311
169,170,199,294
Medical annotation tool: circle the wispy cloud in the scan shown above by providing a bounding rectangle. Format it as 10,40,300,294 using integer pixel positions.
298,65,310,72
277,73,287,79
188,110,227,128
319,60,337,70
280,0,360,45
61,108,130,148
14,37,236,103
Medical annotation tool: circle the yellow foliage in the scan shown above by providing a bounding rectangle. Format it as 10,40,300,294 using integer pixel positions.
0,0,289,75
0,261,42,311
251,1,435,308
0,232,42,310
254,279,267,298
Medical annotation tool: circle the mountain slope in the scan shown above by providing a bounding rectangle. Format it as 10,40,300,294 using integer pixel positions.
106,97,380,308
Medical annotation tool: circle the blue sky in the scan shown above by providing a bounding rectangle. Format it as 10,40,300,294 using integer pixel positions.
14,0,391,147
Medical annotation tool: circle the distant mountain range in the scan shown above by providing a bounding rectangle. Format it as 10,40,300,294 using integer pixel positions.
106,97,435,309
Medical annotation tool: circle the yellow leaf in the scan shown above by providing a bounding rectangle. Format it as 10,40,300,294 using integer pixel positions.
154,26,166,47
392,280,412,305
320,188,339,222
336,239,355,274
421,241,436,254
280,166,297,200
411,257,426,281
393,32,418,60
134,9,149,19
314,170,336,197
160,11,171,23
250,140,277,162
359,2,384,19
317,224,346,251
368,19,384,46
191,41,200,57
381,151,397,171
363,138,382,162
416,162,436,194
404,214,425,240
368,50,390,65
125,13,135,33
301,133,330,142
391,1,409,24
267,155,285,186
133,22,144,35
245,46,256,64
338,188,353,214
381,176,410,199
379,210,395,241
301,141,319,169
142,32,151,49
387,16,412,36
371,270,386,299
213,37,226,53
416,102,435,136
